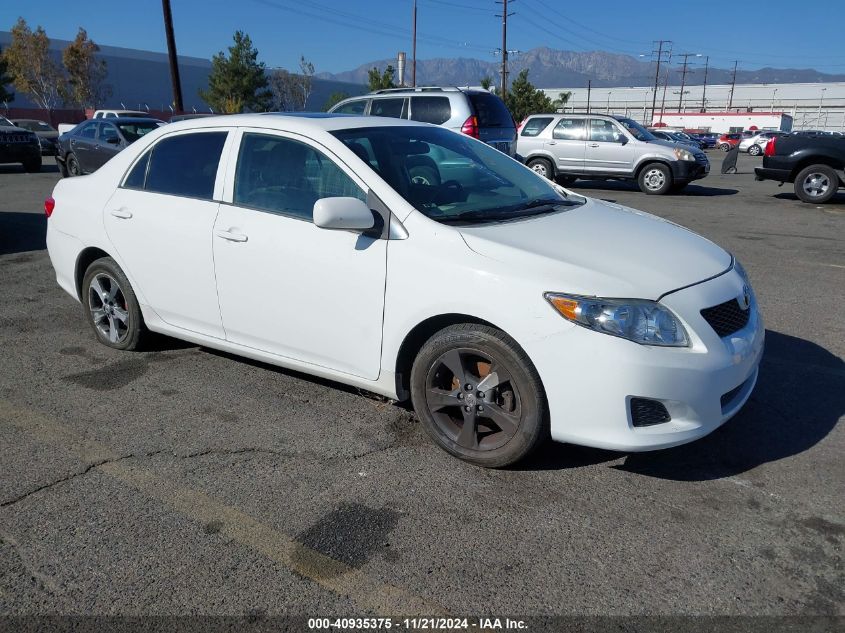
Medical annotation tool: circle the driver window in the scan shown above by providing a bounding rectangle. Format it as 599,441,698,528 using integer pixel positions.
234,133,366,221
100,124,119,142
589,119,620,143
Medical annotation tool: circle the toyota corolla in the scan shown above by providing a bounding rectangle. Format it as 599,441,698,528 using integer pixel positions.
45,113,764,467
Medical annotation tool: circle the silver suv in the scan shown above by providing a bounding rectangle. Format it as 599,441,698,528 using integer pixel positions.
329,87,517,156
517,113,710,194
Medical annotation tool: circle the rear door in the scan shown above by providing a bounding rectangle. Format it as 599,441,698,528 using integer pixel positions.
70,122,99,172
583,118,638,175
103,129,232,338
547,117,586,173
91,122,122,171
517,116,554,162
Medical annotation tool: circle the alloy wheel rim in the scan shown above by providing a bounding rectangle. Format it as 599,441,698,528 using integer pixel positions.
88,273,129,344
802,173,830,198
531,163,547,177
645,169,665,190
424,347,522,451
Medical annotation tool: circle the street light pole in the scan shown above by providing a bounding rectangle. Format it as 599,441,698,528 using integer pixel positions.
771,88,777,111
676,53,700,112
818,88,827,127
700,55,709,111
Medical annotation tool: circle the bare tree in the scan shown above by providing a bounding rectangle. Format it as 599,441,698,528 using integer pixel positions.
269,56,316,111
4,18,64,110
298,55,314,109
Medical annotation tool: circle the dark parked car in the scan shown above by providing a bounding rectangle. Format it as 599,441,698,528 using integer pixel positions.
56,117,163,177
0,116,42,172
755,133,845,203
686,131,717,148
11,118,59,156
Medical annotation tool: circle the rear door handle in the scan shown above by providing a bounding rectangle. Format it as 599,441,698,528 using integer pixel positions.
110,209,132,219
216,229,248,243
547,141,557,145
588,143,600,148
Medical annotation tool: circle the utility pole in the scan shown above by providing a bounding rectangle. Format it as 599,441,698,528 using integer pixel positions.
161,0,183,112
586,80,591,113
700,55,709,111
659,48,672,125
496,0,515,96
411,0,417,87
676,53,700,111
646,41,671,127
727,60,739,110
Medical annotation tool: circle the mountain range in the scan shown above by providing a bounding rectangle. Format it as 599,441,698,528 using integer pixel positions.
317,47,845,88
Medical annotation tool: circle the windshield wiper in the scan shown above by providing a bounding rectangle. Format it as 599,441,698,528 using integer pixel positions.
438,198,579,225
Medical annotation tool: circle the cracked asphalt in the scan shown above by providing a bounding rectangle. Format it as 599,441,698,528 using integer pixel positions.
0,155,843,623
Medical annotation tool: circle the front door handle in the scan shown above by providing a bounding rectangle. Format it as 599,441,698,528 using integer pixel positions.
588,143,600,148
110,209,132,219
215,229,248,243
547,141,557,145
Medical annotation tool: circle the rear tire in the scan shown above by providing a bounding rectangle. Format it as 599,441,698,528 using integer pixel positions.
410,324,548,468
66,152,81,176
719,143,731,152
794,164,839,204
748,144,763,156
638,162,673,195
527,157,553,180
81,257,146,351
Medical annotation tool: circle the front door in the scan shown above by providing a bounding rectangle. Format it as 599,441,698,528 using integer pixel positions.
546,117,586,174
103,129,231,339
90,122,122,171
212,130,387,380
583,118,638,175
70,121,99,173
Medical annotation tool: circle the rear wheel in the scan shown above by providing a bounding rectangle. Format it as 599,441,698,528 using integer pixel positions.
66,152,81,176
794,165,839,204
410,324,548,468
527,157,553,180
748,144,763,156
638,162,673,195
719,143,731,152
81,257,146,350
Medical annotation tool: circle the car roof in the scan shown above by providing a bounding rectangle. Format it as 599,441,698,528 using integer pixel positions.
162,112,434,133
91,117,163,124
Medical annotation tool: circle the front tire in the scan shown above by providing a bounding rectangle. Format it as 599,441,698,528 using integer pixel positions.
527,157,553,180
638,162,673,195
81,257,146,351
410,324,548,468
794,165,839,204
719,143,731,151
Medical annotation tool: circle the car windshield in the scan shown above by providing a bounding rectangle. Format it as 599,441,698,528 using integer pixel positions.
332,126,584,225
617,118,656,141
16,120,53,131
116,121,161,143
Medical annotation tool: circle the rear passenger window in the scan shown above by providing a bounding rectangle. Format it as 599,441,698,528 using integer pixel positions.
145,132,227,200
521,117,553,137
370,98,406,119
589,119,619,142
234,133,366,221
334,99,367,115
123,151,150,189
553,118,586,140
78,123,97,139
410,97,451,125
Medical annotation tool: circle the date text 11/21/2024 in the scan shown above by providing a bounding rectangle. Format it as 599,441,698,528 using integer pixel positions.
307,617,528,630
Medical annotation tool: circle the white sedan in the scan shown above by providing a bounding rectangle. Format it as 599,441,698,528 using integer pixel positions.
45,113,764,467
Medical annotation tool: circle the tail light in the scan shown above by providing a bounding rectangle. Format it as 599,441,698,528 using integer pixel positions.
460,115,480,139
764,137,776,157
44,196,55,218
516,118,527,133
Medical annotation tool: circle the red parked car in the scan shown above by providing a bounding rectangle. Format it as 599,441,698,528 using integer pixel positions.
718,133,742,151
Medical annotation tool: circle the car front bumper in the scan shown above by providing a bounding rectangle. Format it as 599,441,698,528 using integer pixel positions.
525,267,764,451
672,159,710,182
0,142,40,164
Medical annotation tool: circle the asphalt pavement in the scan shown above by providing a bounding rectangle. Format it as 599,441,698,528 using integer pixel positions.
0,155,842,627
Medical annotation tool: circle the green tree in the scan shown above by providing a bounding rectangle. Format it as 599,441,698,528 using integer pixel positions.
323,91,350,111
200,31,271,113
0,46,14,104
552,91,572,111
367,65,395,91
479,75,493,91
62,28,111,109
4,17,64,110
503,68,555,122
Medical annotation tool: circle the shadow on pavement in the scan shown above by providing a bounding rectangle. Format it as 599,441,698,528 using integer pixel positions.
0,211,46,255
773,192,845,205
570,180,738,196
523,330,843,479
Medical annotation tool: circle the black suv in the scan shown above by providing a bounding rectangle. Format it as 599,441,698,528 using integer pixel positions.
0,116,42,172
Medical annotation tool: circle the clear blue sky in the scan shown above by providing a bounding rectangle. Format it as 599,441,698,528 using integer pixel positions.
2,0,843,74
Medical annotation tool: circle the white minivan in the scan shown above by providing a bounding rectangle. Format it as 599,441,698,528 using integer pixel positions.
45,113,763,467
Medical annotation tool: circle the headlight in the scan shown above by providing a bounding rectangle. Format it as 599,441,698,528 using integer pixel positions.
673,147,695,161
544,293,689,347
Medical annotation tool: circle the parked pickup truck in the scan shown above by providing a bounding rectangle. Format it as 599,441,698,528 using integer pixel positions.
755,133,845,203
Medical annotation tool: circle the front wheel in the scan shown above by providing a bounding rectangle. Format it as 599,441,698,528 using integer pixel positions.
410,324,548,468
527,157,553,180
719,143,731,152
81,257,146,350
794,165,839,204
638,163,673,195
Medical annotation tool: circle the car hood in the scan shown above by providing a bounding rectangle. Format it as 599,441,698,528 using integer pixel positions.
458,197,731,299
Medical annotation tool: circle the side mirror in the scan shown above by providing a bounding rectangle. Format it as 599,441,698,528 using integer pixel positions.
616,134,628,145
313,197,374,232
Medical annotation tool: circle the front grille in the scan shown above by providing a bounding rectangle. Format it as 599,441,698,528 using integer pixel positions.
0,133,33,144
630,397,671,427
720,375,752,413
701,298,750,338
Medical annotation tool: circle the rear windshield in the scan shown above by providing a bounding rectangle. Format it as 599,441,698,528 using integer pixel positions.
468,92,513,129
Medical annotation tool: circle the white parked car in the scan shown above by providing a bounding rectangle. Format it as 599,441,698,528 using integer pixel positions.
45,113,764,467
739,131,784,155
